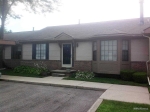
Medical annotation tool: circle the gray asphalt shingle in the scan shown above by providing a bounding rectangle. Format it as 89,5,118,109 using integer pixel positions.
4,17,150,41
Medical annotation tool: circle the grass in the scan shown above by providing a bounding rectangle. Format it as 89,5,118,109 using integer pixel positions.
64,77,147,87
0,69,43,78
96,100,150,112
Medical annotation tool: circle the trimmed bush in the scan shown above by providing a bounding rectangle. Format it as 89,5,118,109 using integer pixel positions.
75,71,95,79
132,72,147,83
13,65,49,75
120,70,135,81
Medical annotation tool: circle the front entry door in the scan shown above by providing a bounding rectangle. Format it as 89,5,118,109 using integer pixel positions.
62,43,72,67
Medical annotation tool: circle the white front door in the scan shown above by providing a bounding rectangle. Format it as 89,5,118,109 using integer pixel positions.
62,43,72,67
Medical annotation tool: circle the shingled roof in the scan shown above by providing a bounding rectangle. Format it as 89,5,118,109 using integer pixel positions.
4,17,150,42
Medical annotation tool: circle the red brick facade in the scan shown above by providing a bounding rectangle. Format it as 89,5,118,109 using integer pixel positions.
74,61,92,71
3,59,21,68
3,59,148,73
3,59,92,71
20,60,61,70
131,61,147,72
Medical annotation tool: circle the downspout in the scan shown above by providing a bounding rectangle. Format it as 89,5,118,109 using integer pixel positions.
143,34,150,85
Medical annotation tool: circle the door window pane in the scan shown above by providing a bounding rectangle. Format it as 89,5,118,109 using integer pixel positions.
63,44,71,64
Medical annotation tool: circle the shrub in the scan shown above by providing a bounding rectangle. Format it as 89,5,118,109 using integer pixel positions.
120,70,135,81
132,72,147,83
13,64,49,75
75,71,95,79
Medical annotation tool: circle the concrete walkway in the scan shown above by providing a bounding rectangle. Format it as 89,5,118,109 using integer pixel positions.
1,75,150,105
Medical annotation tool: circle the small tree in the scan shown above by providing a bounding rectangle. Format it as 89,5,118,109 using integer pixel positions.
0,0,59,39
0,0,58,68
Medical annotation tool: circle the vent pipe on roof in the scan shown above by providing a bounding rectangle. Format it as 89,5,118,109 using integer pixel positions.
78,19,80,24
139,0,144,24
33,27,34,31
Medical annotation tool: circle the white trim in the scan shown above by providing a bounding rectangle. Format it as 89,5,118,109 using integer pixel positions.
62,43,72,67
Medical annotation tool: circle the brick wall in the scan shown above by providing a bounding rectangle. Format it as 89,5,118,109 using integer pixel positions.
3,59,21,68
3,59,92,71
131,61,147,72
74,61,92,71
20,60,61,70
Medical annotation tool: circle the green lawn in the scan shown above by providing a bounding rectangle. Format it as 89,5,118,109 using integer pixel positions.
64,77,147,87
96,100,150,112
0,69,43,78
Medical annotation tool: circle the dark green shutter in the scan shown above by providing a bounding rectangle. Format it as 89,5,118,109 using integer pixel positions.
32,43,36,59
46,43,49,59
11,46,13,59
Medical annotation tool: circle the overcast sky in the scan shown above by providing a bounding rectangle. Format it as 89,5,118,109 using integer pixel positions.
5,0,150,32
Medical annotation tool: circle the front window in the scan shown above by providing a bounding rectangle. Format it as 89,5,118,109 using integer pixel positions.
122,40,129,61
100,40,117,61
11,45,22,59
93,41,97,61
36,44,46,59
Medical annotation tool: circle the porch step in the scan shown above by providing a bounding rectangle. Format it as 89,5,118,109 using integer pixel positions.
61,67,74,70
51,73,66,77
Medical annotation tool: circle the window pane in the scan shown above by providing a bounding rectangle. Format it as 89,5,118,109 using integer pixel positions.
101,41,104,45
101,51,105,55
105,56,108,60
112,56,117,61
100,40,117,61
108,55,113,60
105,51,109,55
109,41,113,45
108,51,113,55
113,51,117,55
36,44,46,59
109,46,113,50
112,45,117,50
113,40,117,45
104,45,109,50
105,41,108,45
101,55,105,60
101,46,104,50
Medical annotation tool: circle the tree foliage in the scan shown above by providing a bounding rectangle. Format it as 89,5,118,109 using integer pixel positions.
0,0,58,39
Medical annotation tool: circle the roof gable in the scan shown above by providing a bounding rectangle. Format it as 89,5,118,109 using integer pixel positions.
54,32,73,40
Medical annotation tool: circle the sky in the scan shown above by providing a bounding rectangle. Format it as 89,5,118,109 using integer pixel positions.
5,0,150,32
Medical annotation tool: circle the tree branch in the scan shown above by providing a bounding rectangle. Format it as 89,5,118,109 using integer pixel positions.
5,0,15,19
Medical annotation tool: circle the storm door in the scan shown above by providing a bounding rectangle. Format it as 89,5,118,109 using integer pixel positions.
62,43,72,67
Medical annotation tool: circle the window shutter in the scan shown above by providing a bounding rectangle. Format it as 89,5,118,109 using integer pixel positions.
46,43,49,60
11,46,13,59
32,43,36,59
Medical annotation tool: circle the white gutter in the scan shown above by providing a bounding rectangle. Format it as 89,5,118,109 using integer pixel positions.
143,34,150,85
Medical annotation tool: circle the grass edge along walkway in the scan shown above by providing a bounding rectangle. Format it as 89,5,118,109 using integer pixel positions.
96,100,150,112
64,77,147,87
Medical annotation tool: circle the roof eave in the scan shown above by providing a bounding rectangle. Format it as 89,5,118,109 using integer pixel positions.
0,40,16,45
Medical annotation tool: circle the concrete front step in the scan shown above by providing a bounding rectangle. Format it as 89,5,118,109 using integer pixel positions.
51,73,66,77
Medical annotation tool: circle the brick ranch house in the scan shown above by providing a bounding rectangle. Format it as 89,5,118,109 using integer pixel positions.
2,17,150,75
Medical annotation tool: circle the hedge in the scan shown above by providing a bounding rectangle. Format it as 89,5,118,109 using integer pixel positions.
132,72,147,83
